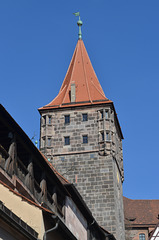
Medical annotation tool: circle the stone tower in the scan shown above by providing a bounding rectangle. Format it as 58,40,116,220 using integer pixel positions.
39,19,125,240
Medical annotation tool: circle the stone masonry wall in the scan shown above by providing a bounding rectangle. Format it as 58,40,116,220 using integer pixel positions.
40,104,125,240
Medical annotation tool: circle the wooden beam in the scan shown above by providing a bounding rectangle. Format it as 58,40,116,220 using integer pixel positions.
24,158,34,194
40,173,47,204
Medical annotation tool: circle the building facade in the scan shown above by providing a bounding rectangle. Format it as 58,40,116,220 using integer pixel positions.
39,21,125,240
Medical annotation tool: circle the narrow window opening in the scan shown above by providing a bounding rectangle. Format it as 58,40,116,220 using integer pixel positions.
65,115,70,124
41,137,46,148
82,113,88,121
101,132,104,141
100,111,104,119
48,138,51,147
48,116,51,124
106,132,111,141
43,116,46,125
83,135,88,144
64,136,70,145
105,110,109,119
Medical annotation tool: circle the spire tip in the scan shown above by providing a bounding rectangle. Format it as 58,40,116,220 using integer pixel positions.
73,12,82,40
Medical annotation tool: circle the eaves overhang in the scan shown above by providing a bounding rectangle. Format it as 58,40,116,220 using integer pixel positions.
38,99,113,111
125,223,157,228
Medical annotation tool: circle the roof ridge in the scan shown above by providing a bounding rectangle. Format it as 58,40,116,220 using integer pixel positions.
82,40,106,98
124,196,159,201
80,40,92,102
91,80,107,99
60,43,77,92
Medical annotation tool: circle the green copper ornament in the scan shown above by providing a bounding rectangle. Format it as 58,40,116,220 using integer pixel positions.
73,12,83,40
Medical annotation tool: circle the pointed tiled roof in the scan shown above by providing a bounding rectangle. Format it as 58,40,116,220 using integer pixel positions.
39,40,112,110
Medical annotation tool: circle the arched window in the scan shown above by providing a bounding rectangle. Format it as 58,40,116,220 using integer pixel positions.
139,233,145,240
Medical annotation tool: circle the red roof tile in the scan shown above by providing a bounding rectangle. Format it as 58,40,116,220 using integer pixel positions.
39,40,112,110
124,197,159,226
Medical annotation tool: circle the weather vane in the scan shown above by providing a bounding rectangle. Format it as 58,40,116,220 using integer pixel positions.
73,12,83,40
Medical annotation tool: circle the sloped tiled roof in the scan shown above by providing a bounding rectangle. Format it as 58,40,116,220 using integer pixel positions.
39,39,112,110
124,197,159,227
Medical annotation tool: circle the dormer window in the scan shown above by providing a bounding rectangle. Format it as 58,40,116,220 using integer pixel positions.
65,115,70,124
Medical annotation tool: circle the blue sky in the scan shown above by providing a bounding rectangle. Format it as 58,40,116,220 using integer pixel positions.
1,0,159,200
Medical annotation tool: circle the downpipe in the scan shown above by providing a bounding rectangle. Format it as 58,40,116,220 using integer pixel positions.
43,216,59,240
